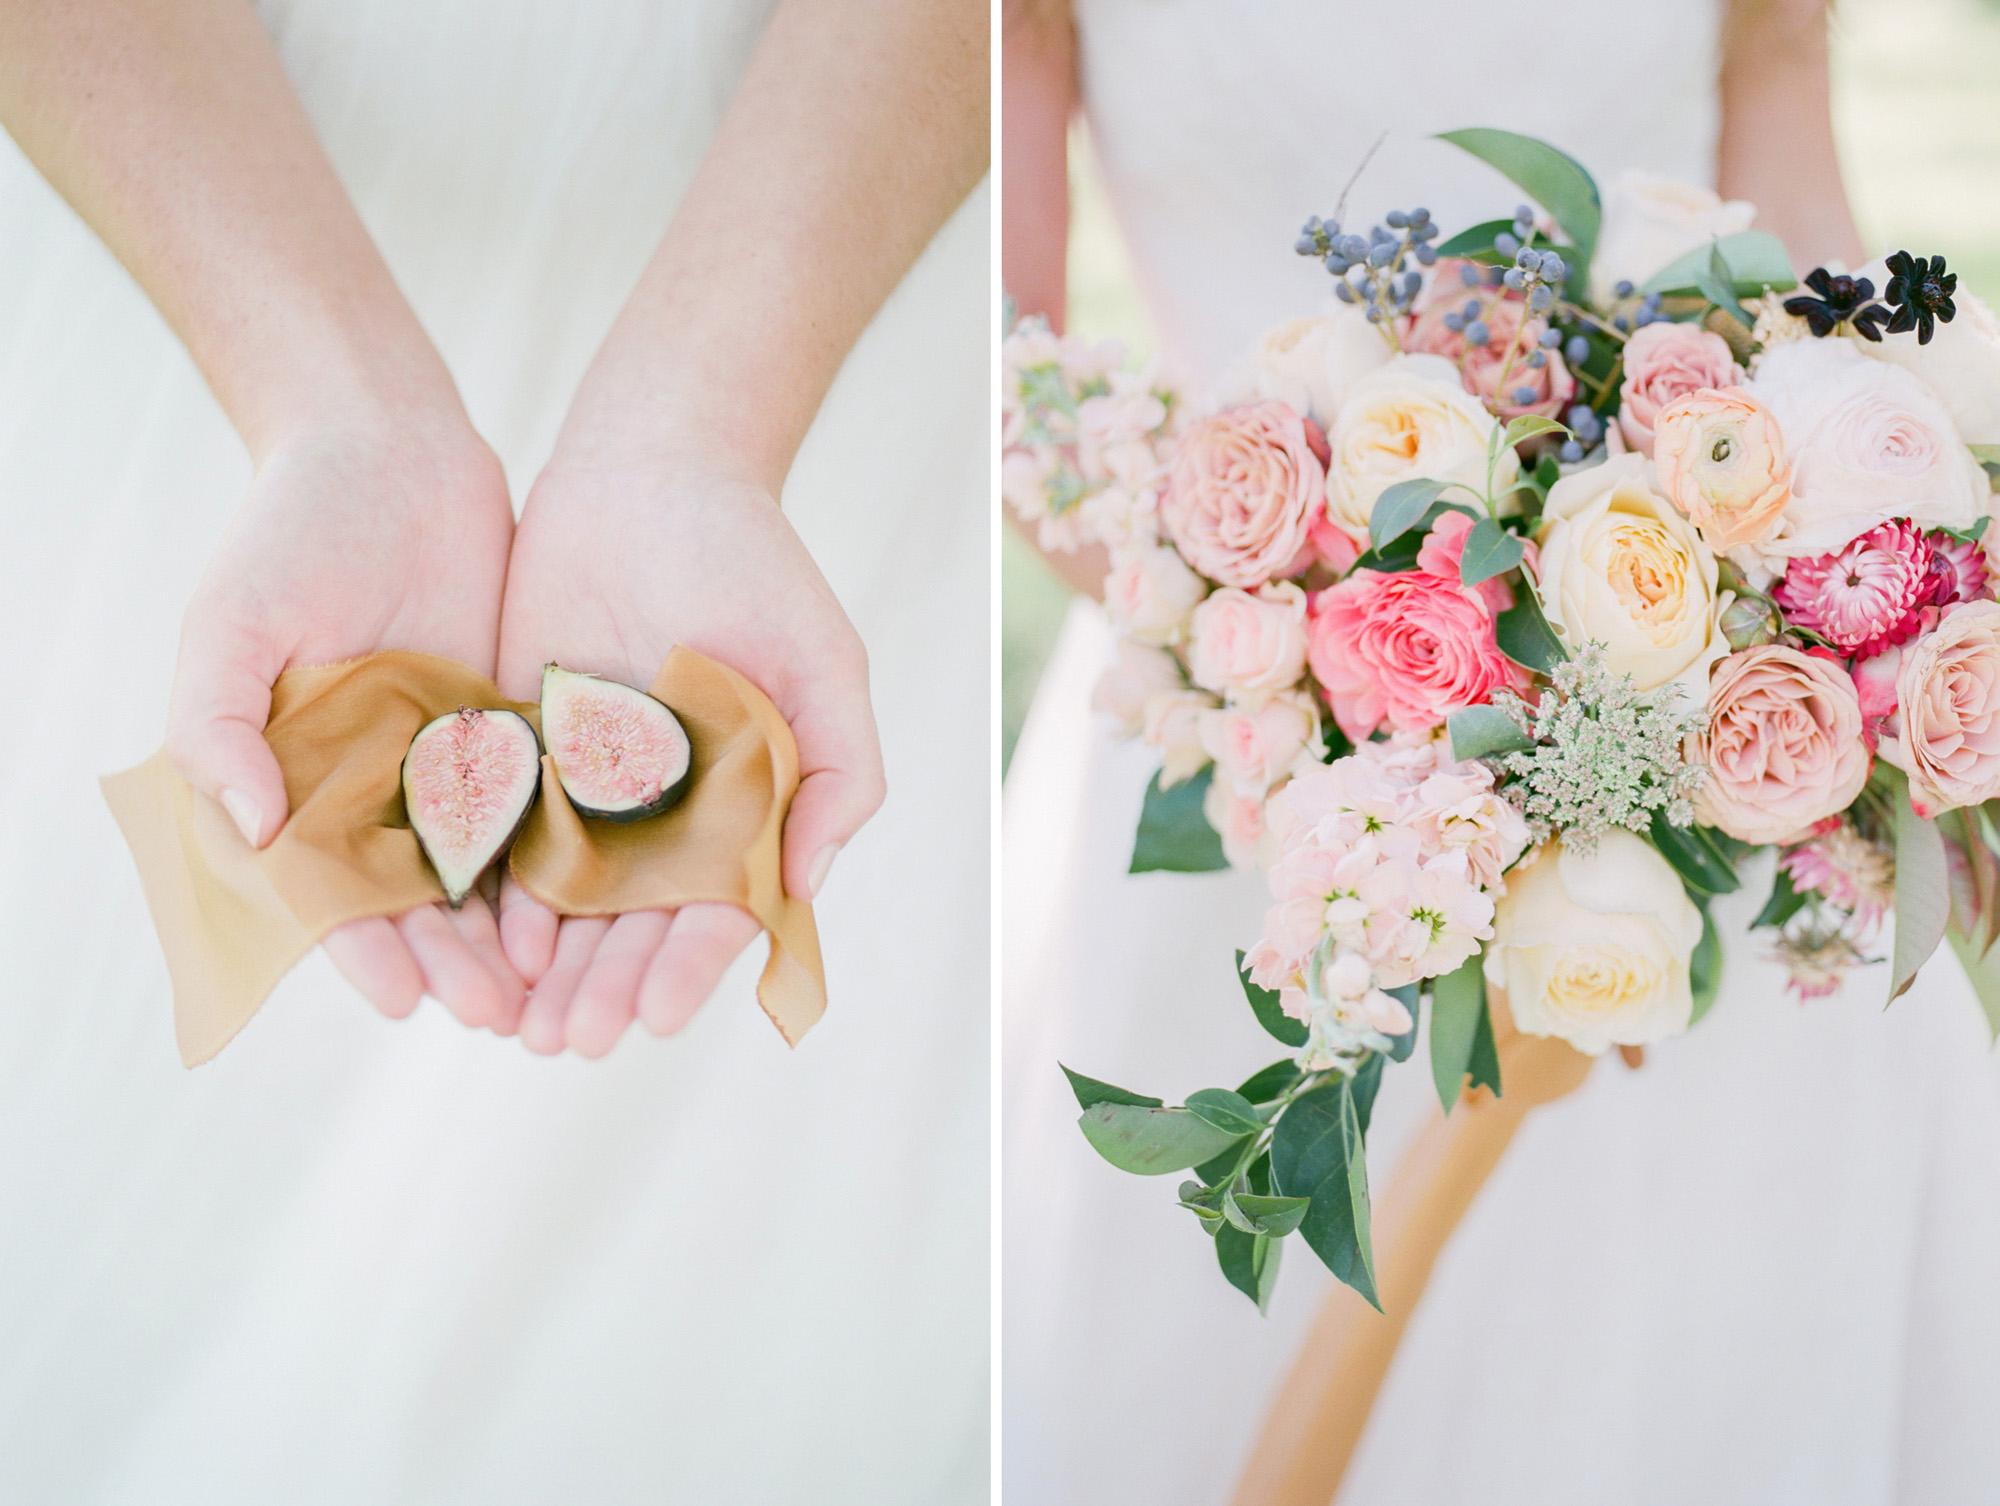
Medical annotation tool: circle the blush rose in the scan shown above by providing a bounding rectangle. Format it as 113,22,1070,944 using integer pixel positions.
1162,400,1328,589
1617,322,1744,456
1689,644,1872,844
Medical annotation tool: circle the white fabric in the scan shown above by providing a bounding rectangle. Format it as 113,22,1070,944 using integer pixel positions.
1003,4,2000,1502
0,5,988,1503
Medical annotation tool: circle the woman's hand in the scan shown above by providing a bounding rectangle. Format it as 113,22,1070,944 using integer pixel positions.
166,406,529,1031
491,443,883,1057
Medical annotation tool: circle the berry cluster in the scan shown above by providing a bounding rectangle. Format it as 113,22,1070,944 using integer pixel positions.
1296,208,1442,326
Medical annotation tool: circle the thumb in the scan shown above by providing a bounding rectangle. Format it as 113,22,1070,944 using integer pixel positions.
164,613,291,850
779,675,886,903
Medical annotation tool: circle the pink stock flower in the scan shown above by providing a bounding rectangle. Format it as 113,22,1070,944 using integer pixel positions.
1616,322,1744,456
1305,511,1531,741
1895,600,2000,817
1691,645,1872,844
1162,401,1328,588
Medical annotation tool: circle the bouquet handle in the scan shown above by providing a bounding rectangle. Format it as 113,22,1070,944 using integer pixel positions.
1228,1002,1593,1506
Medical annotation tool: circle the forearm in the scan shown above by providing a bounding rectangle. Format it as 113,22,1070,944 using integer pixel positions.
1002,0,1073,329
1717,0,1863,271
560,0,988,492
0,0,463,458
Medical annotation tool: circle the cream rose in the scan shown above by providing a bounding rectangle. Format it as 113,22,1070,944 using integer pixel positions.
1589,172,1756,307
1325,355,1516,539
1895,601,2000,817
1741,337,1987,569
1211,308,1392,427
1103,543,1207,646
1186,581,1309,705
1852,259,2000,445
1691,645,1871,843
1534,452,1729,700
1485,831,1705,1056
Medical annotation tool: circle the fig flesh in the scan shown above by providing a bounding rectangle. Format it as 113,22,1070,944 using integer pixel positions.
401,706,542,906
540,664,692,822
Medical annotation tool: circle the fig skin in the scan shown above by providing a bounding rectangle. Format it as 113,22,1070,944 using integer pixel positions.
540,664,693,823
400,706,543,907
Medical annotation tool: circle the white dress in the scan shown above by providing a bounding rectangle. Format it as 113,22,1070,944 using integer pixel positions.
0,6,988,1503
1003,3,2000,1503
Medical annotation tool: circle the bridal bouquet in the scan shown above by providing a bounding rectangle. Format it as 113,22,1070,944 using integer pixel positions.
1004,129,2000,1309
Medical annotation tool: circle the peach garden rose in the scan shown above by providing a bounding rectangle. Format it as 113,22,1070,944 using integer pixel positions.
1185,581,1309,705
1690,644,1872,844
1894,600,2000,817
1617,322,1744,457
1162,400,1327,588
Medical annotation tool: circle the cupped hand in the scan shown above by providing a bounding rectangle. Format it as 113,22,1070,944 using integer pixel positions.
165,407,528,1032
493,445,884,1057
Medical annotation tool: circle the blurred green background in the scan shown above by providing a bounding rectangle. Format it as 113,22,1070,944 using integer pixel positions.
1000,0,2000,771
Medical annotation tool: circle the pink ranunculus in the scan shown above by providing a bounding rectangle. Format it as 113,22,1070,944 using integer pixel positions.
1651,386,1792,551
1198,693,1317,799
1617,321,1744,456
1186,581,1309,704
1895,600,2000,817
1162,400,1327,589
1305,511,1531,742
1690,645,1872,844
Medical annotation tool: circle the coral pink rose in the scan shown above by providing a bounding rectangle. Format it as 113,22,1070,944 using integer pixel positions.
1617,322,1744,456
1305,510,1532,742
1162,401,1327,588
1894,600,2000,817
1186,582,1309,704
1651,387,1792,551
1690,645,1871,843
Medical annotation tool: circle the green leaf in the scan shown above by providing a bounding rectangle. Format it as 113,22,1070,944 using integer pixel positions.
1130,765,1229,873
1225,1189,1312,1238
1431,218,1517,260
1237,1059,1303,1104
1495,590,1568,673
1383,984,1420,1063
1642,230,1798,298
1079,1102,1243,1176
1468,993,1502,1096
1351,500,1482,573
1437,128,1601,273
1687,901,1722,1026
1215,1226,1283,1312
1750,866,1807,931
1696,241,1753,328
1458,515,1526,587
1350,1051,1385,1138
1186,1088,1264,1138
1947,927,2000,1043
1429,951,1487,1114
1446,704,1535,763
1892,778,1950,1003
1061,1064,1163,1111
1193,1138,1250,1187
1237,949,1308,1048
1502,414,1570,450
1369,478,1453,551
1270,1078,1380,1309
1648,808,1742,895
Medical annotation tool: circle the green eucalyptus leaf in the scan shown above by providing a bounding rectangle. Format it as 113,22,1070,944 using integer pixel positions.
1502,414,1570,450
1468,993,1503,1096
1429,950,1487,1114
1216,1225,1283,1312
1750,866,1807,930
1350,1051,1385,1138
1495,591,1568,673
1892,776,1950,1003
1458,515,1526,587
1688,900,1722,1025
1060,1064,1163,1111
1947,927,2000,1043
1187,1088,1264,1138
1237,949,1309,1048
1130,765,1229,873
1193,1138,1250,1187
1079,1102,1243,1176
1237,1059,1303,1104
1436,128,1601,272
1648,808,1742,895
1696,241,1754,328
1271,1077,1380,1309
1446,704,1535,762
1642,230,1798,297
1231,1192,1312,1238
1369,478,1453,550
1383,984,1420,1063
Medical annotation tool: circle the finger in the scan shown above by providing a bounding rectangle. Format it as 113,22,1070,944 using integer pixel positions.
518,915,610,1056
564,909,673,1059
441,892,528,1036
164,608,290,849
396,903,512,1030
779,668,886,902
323,916,425,1021
636,903,760,1037
499,872,561,987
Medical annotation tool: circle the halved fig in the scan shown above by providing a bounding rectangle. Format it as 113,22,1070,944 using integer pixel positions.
400,706,542,906
540,664,693,822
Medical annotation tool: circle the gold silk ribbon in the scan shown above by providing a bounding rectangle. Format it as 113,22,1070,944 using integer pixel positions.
102,647,823,1066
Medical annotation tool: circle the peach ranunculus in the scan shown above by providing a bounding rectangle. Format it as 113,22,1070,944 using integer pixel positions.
1534,452,1730,700
1402,267,1575,421
1617,322,1744,456
1650,387,1792,552
1162,400,1327,589
1102,542,1207,647
1185,581,1309,706
1690,644,1872,844
1198,691,1320,799
1893,600,2000,817
1324,355,1516,541
1305,510,1531,742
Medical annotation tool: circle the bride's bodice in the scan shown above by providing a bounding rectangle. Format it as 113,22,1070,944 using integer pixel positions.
1074,0,1725,381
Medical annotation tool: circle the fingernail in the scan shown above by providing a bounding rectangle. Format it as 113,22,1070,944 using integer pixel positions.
807,843,841,899
220,788,262,848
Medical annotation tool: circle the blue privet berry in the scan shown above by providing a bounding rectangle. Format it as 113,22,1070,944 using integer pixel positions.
1386,209,1408,228
1342,235,1369,260
1613,280,1635,299
1564,335,1591,366
1542,254,1566,284
1515,204,1535,224
1409,207,1429,226
1325,254,1350,274
1368,241,1396,267
1642,291,1662,311
1443,311,1465,332
1415,244,1437,265
1485,266,1506,287
1560,440,1585,463
1526,349,1548,368
1464,319,1491,346
1323,219,1341,238
1512,386,1539,406
1334,282,1357,304
1503,268,1526,290
1514,246,1537,269
1462,298,1482,319
1539,326,1564,349
1296,235,1318,256
1494,231,1521,257
1613,314,1630,332
1459,264,1481,288
1528,285,1554,312
1400,270,1424,298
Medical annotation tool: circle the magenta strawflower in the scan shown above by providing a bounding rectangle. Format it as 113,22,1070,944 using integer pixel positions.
1930,530,1991,606
1774,521,1941,658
